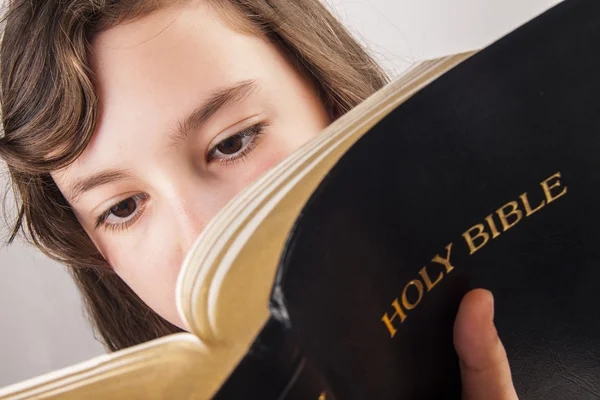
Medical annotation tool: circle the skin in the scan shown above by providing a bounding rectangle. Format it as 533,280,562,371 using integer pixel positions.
51,1,518,397
455,290,519,400
53,2,331,326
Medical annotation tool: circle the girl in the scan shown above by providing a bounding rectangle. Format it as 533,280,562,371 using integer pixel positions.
0,0,516,397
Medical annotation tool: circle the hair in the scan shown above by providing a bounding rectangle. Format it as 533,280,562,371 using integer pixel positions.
0,0,389,352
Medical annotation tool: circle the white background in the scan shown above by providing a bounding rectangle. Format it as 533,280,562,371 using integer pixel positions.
0,0,562,387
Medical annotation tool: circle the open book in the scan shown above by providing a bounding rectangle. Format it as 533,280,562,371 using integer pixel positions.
3,0,600,398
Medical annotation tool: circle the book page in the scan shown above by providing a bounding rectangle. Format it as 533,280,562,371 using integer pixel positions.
174,52,476,394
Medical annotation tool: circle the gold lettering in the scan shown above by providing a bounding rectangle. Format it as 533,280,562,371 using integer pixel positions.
419,266,443,291
485,214,501,239
431,243,455,273
385,171,569,340
497,200,523,232
541,172,567,204
381,298,407,338
463,224,489,255
520,192,545,216
402,280,424,310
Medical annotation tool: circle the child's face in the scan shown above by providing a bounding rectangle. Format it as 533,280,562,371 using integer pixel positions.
51,2,331,328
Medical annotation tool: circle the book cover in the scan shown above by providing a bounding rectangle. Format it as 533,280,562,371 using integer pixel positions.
219,0,600,398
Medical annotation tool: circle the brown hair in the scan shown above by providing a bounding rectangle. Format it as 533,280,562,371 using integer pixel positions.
0,0,389,351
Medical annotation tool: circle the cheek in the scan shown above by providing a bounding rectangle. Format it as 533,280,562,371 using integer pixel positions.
240,138,307,189
100,232,186,329
257,148,291,174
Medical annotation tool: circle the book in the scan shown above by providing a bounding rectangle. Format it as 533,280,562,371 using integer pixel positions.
2,0,600,398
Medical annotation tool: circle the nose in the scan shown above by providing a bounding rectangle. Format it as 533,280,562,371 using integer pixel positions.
161,180,211,260
173,198,208,258
158,170,238,262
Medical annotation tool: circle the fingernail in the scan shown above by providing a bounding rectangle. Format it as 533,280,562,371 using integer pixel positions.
488,290,495,320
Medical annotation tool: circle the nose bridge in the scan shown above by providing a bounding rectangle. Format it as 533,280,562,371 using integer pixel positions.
164,177,209,255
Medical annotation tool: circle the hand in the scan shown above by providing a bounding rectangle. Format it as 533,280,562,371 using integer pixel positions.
454,289,519,400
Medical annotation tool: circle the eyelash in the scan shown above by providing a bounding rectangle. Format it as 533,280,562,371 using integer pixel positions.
95,122,267,232
206,122,267,165
95,193,148,232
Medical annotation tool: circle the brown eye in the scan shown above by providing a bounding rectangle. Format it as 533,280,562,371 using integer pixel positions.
110,198,137,218
96,193,148,231
207,123,266,163
215,136,243,155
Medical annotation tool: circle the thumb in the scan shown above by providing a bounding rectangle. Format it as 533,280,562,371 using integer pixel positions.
453,289,518,400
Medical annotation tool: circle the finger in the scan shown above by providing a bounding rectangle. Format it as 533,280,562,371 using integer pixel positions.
453,289,518,400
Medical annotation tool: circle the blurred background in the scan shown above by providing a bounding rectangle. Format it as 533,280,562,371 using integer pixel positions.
0,0,562,387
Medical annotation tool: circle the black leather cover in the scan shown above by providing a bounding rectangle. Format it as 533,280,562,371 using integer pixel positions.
216,0,600,398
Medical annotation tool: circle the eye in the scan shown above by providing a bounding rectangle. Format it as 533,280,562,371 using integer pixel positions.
215,135,245,155
111,198,136,218
95,193,148,231
207,123,266,164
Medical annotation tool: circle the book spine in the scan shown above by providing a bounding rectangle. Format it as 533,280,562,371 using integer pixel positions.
213,318,335,400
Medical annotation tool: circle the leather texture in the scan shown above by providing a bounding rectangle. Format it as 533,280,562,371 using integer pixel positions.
276,0,600,398
218,0,600,398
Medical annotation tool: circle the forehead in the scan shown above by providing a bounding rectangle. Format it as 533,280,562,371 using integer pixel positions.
55,2,268,183
90,2,247,112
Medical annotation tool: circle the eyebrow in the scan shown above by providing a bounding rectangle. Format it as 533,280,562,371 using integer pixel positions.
66,80,259,204
169,79,259,145
69,169,132,204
